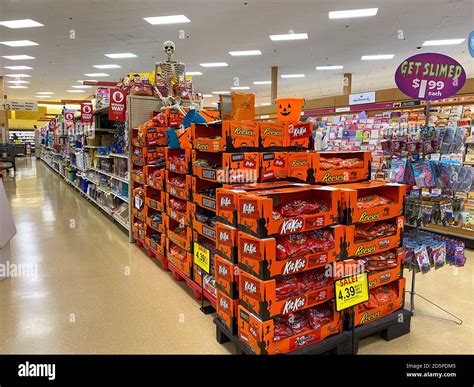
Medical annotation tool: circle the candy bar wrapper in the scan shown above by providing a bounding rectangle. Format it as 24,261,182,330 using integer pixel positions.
440,127,455,154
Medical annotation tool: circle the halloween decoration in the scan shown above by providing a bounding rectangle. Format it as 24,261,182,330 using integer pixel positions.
275,98,304,122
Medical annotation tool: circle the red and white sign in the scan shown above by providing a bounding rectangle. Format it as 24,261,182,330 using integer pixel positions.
80,103,93,124
48,118,57,132
64,112,75,130
41,127,46,136
109,89,126,122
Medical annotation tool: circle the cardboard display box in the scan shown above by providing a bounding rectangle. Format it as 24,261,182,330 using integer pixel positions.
215,254,239,299
165,170,192,201
165,148,192,175
166,237,192,278
215,222,238,263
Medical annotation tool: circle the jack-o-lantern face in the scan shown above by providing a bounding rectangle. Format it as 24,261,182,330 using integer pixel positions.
275,98,304,122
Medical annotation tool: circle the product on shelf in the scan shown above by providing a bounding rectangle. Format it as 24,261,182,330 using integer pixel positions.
192,121,260,152
238,225,345,279
165,148,192,174
239,267,334,320
215,222,238,263
259,152,288,182
287,151,371,184
216,180,302,227
215,254,239,298
238,302,342,354
165,170,192,200
216,290,239,334
353,278,405,327
338,181,406,224
258,121,312,150
166,237,193,277
237,186,341,238
164,215,193,251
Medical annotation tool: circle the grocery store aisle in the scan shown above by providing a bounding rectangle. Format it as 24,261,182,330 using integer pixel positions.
0,158,232,354
1,158,473,354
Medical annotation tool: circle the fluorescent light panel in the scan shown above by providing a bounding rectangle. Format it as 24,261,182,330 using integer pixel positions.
4,65,32,70
71,85,92,89
260,102,271,106
281,74,305,78
67,90,85,93
202,94,213,98
105,53,137,58
269,33,308,41
37,92,54,95
212,91,230,94
144,15,190,25
187,71,203,76
361,54,394,60
5,73,31,77
6,80,29,84
253,81,272,85
200,62,228,67
36,95,51,98
316,65,344,70
229,50,262,56
329,8,378,19
0,19,43,28
231,86,250,90
0,40,38,47
2,55,35,60
8,85,28,89
423,39,465,46
84,73,109,77
93,64,121,69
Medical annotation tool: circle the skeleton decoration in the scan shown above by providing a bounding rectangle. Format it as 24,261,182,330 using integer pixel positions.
154,40,195,116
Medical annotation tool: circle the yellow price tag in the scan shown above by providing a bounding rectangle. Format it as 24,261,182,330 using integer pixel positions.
193,242,210,274
334,272,369,312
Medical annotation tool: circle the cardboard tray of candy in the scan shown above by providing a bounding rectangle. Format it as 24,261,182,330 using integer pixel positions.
165,170,192,201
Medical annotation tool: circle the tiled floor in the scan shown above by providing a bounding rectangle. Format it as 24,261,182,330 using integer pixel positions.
0,158,472,354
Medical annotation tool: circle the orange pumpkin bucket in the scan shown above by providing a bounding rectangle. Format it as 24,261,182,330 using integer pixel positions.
275,98,304,122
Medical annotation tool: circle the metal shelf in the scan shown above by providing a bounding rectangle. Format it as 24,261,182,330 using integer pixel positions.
109,153,128,159
89,167,129,184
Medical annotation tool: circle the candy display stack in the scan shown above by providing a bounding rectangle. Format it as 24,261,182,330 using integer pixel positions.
191,121,262,309
131,113,168,265
335,181,407,327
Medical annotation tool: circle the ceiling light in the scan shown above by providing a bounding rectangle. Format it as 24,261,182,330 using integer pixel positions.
211,102,218,106
281,74,305,78
77,80,97,83
36,95,51,98
84,73,109,77
260,102,272,106
6,80,29,84
144,15,191,25
212,91,230,94
0,40,38,47
5,73,31,77
269,33,308,41
422,39,465,46
329,8,378,19
67,90,85,93
4,65,33,70
361,54,394,60
187,71,203,76
230,86,250,90
36,92,54,95
2,55,35,60
202,94,213,98
253,81,272,85
200,62,228,67
0,19,44,29
104,53,137,58
229,50,262,56
93,64,121,69
316,65,344,70
71,85,92,89
8,85,28,89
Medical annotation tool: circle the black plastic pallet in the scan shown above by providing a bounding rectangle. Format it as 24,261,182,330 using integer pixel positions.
214,317,353,355
352,309,412,353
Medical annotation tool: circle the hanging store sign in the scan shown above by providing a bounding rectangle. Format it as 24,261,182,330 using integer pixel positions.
48,118,57,132
1,99,37,112
349,92,376,105
80,103,93,124
109,89,127,122
64,112,75,130
395,53,466,101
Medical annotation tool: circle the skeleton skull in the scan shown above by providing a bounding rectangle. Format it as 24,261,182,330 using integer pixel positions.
163,40,175,59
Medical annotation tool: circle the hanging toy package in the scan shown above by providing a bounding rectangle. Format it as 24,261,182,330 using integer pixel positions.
389,157,407,183
412,161,436,188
